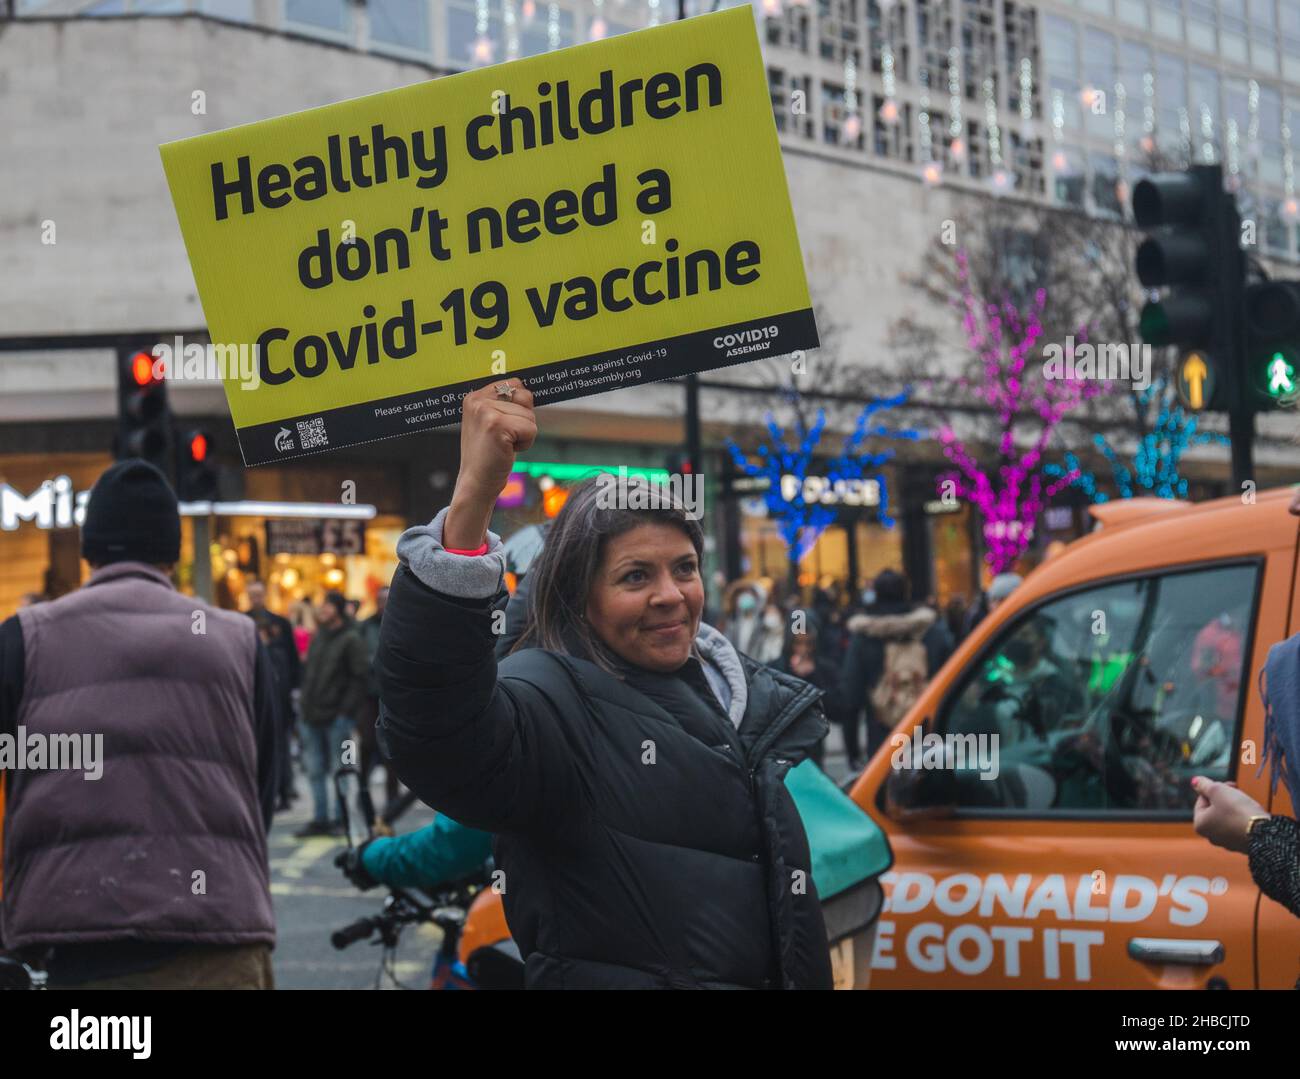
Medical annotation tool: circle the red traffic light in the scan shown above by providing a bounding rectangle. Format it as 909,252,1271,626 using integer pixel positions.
187,432,209,462
129,350,158,387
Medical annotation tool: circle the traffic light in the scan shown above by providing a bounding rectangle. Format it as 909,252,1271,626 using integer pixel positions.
1132,164,1244,412
666,452,695,476
115,345,171,472
177,429,220,501
1243,280,1300,409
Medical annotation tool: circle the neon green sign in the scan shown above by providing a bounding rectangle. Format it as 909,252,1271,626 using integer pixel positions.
512,461,670,482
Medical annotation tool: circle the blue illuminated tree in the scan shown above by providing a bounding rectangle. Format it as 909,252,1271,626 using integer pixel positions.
1046,377,1229,501
726,391,920,574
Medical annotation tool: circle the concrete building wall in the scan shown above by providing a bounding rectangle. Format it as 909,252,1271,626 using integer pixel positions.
2,16,450,334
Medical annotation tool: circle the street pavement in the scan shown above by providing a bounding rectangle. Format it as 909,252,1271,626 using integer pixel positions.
269,769,439,990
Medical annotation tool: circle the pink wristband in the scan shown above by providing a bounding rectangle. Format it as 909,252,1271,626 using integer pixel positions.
443,541,489,556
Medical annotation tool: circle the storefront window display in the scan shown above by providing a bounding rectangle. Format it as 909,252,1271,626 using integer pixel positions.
737,515,905,599
200,513,404,623
851,518,905,590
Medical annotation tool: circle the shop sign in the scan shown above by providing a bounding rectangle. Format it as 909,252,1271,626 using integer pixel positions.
779,473,880,507
265,518,366,556
0,476,89,531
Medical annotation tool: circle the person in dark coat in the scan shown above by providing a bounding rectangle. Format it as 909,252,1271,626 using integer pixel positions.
246,578,299,811
357,586,398,807
839,569,954,769
777,627,843,770
376,379,833,989
944,595,968,645
961,572,1022,639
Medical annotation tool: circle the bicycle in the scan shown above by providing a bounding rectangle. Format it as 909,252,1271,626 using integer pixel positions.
329,765,523,989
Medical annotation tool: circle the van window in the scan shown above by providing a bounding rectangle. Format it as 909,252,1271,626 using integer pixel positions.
933,563,1257,813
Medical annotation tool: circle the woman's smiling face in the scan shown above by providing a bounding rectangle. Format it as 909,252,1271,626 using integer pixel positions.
585,522,704,673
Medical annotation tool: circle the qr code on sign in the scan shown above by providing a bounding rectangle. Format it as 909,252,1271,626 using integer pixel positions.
296,417,328,450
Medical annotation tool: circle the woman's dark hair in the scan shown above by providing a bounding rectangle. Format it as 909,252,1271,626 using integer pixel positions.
510,474,705,673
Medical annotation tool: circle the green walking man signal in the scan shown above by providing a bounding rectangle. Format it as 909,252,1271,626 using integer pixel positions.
1266,352,1297,398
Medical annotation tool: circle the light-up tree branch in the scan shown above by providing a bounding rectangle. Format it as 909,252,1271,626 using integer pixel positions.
938,250,1106,574
1046,376,1230,501
727,391,919,572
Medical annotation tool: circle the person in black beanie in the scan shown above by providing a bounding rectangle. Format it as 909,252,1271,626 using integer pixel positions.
78,457,185,566
0,459,280,988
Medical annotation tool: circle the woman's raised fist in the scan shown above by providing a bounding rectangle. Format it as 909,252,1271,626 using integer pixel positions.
443,379,536,550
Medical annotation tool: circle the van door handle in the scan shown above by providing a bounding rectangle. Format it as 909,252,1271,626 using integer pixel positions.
1127,938,1224,965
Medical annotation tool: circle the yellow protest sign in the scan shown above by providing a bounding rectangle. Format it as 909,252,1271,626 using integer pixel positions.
160,6,817,465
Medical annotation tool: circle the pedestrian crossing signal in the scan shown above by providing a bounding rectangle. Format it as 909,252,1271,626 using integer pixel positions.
1244,281,1300,410
1263,351,1297,400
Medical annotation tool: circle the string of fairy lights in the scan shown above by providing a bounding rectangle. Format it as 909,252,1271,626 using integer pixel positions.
450,0,1300,220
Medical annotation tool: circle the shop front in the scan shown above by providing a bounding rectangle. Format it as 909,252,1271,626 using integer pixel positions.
0,452,111,617
924,497,977,608
0,451,408,624
182,500,403,626
721,463,910,602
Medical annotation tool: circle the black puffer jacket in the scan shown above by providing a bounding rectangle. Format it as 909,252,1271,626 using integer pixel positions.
375,566,833,989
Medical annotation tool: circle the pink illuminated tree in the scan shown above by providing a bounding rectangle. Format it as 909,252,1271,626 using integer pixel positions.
938,250,1107,574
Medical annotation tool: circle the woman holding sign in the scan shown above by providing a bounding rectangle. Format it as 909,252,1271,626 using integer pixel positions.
374,378,833,989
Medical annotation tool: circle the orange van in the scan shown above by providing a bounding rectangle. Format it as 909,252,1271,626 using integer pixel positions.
852,487,1300,989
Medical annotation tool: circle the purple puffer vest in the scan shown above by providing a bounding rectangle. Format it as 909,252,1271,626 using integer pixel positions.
2,563,274,950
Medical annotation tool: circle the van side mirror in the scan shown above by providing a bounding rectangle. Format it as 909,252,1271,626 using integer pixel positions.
883,726,958,821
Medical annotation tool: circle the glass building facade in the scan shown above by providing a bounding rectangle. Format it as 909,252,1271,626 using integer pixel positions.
762,0,1300,259
20,0,1300,257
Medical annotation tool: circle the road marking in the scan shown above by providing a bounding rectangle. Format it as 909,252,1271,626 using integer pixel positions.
272,837,342,880
270,882,365,898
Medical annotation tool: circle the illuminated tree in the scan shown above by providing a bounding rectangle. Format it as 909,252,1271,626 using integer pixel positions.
726,392,919,576
1046,376,1230,501
938,250,1106,573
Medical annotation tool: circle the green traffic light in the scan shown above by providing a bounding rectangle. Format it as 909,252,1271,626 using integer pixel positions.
1266,351,1297,398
